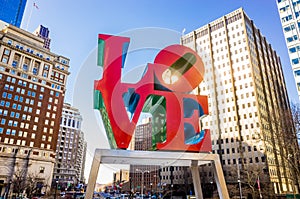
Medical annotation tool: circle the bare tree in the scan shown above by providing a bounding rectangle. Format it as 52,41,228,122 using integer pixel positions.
24,172,45,199
11,167,47,198
274,102,300,194
286,102,300,194
290,102,300,142
11,168,27,197
256,101,300,196
225,164,274,199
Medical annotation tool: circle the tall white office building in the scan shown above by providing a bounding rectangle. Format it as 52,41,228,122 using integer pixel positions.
182,7,299,198
53,103,87,188
277,0,300,100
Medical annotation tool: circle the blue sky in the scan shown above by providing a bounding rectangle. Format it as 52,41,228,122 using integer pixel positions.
21,0,298,103
21,0,298,183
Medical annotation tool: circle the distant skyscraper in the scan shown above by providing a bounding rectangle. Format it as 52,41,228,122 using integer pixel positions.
0,0,27,27
277,0,300,100
34,25,51,50
129,118,159,195
53,103,87,187
182,7,300,198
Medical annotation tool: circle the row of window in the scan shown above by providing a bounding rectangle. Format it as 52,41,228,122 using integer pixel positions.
1,64,65,93
1,137,52,149
281,14,293,23
214,145,261,154
221,156,265,165
6,40,51,61
0,117,55,131
0,126,53,141
213,135,259,145
3,82,60,101
289,45,300,54
183,21,244,45
279,4,290,13
287,34,298,43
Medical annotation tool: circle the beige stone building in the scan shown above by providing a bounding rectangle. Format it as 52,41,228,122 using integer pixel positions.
0,21,70,197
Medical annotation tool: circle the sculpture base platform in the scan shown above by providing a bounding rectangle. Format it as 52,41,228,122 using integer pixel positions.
85,149,229,199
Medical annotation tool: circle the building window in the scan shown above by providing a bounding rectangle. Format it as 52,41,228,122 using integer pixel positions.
32,68,38,75
292,58,299,65
23,64,28,71
2,92,7,98
12,61,18,67
6,129,11,135
1,57,8,63
14,95,19,101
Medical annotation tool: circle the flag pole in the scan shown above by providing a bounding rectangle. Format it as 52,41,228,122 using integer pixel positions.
25,1,34,30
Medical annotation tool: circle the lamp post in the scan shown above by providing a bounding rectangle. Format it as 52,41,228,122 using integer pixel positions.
237,164,242,199
54,180,58,199
4,179,12,199
153,174,157,195
136,169,149,199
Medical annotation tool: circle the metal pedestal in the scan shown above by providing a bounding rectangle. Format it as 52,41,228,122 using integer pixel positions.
85,149,229,199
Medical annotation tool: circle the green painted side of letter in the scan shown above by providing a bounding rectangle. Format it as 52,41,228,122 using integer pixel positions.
94,89,117,149
98,39,105,67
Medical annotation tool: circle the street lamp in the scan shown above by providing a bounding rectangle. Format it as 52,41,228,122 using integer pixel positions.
54,180,58,199
237,179,242,199
237,164,242,199
4,179,12,199
136,169,149,199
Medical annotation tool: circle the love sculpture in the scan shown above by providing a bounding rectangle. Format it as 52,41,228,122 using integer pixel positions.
94,34,211,152
86,34,229,199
